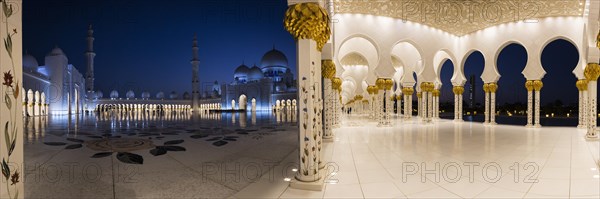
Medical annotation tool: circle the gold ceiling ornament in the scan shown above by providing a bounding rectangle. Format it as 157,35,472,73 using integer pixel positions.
376,78,386,90
584,63,600,81
525,80,534,91
321,60,336,79
432,89,440,97
576,79,589,91
416,92,422,98
333,0,585,36
284,2,331,51
533,80,544,91
483,83,490,93
488,83,498,93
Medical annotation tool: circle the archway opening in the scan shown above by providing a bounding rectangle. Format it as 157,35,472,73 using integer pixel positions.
496,43,528,125
439,59,454,118
462,51,485,121
540,38,579,126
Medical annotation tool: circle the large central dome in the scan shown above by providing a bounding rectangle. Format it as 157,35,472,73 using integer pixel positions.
260,49,288,68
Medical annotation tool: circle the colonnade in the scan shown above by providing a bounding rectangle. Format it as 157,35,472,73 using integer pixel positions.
274,99,297,112
96,104,191,114
22,88,48,117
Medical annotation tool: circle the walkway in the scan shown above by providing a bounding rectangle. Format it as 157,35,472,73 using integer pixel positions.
234,115,600,198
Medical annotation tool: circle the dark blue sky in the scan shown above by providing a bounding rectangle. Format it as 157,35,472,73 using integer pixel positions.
24,0,580,104
23,0,295,96
439,39,580,105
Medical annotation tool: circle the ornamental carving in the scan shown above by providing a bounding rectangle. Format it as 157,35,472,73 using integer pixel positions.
334,0,584,36
284,2,331,50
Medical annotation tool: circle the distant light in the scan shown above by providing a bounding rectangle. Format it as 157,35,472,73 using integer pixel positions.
524,19,539,23
292,168,298,172
594,175,599,179
284,178,291,182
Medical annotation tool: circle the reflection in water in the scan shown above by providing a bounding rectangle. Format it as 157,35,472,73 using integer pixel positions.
24,110,297,143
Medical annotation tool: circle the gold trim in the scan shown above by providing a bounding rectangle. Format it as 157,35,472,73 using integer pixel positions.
488,83,498,93
533,80,543,91
321,60,336,79
584,63,600,81
284,3,331,51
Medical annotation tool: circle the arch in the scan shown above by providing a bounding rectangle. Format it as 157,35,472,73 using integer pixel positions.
496,42,528,106
239,94,247,110
390,41,423,87
439,59,455,103
539,38,580,117
462,50,486,110
433,49,457,87
336,34,380,71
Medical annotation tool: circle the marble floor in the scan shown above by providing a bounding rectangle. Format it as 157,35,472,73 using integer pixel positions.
234,115,600,198
23,111,298,198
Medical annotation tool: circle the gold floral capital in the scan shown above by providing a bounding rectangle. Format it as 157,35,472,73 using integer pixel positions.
432,89,440,97
584,63,600,81
321,60,336,79
576,79,589,91
384,79,394,90
416,92,422,98
533,80,543,91
452,86,464,95
483,83,490,93
331,77,342,91
376,78,386,90
488,83,498,93
284,2,331,51
525,80,534,91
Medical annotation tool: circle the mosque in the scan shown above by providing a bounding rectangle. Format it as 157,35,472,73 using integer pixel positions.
220,47,297,111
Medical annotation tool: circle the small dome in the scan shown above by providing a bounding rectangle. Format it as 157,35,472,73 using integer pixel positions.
47,47,65,56
169,91,178,99
126,90,135,99
156,92,165,99
96,91,104,99
141,91,150,99
183,92,190,99
248,65,264,81
23,53,39,70
234,64,250,82
260,48,288,68
110,90,119,99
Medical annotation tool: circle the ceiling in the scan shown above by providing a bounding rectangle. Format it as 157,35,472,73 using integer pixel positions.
333,0,586,36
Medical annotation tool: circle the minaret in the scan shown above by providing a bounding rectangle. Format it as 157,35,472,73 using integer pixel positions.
85,24,96,99
191,34,200,112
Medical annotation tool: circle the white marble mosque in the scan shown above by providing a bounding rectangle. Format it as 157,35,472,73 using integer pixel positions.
1,0,600,198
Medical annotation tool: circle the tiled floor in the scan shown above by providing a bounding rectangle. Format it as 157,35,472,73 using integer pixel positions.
24,111,298,198
234,115,600,198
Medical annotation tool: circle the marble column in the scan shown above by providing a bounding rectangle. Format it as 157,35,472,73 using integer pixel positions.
0,1,25,196
584,63,600,140
407,88,413,119
421,83,429,122
284,2,330,189
322,60,335,141
432,89,440,119
453,86,464,121
533,80,543,128
488,83,498,125
427,84,433,123
21,87,26,117
577,80,587,128
416,92,422,119
525,80,534,127
483,83,490,124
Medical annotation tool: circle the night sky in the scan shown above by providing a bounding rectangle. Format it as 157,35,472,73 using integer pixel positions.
24,0,580,105
23,0,295,97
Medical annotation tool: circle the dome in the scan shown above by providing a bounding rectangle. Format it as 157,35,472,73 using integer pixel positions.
260,49,288,68
126,90,135,99
110,90,119,99
248,65,264,81
156,92,165,99
96,91,103,99
169,91,178,99
183,92,190,99
22,53,39,70
141,92,150,99
47,47,65,56
234,64,250,82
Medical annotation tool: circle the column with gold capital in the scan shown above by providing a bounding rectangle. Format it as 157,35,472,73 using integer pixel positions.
420,83,429,122
332,77,342,128
427,83,434,122
322,60,335,141
403,87,413,119
432,89,440,119
384,79,393,125
576,80,588,128
525,80,534,127
533,80,543,128
488,83,498,125
284,2,330,189
376,78,386,126
483,83,490,124
453,86,464,121
584,63,600,140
